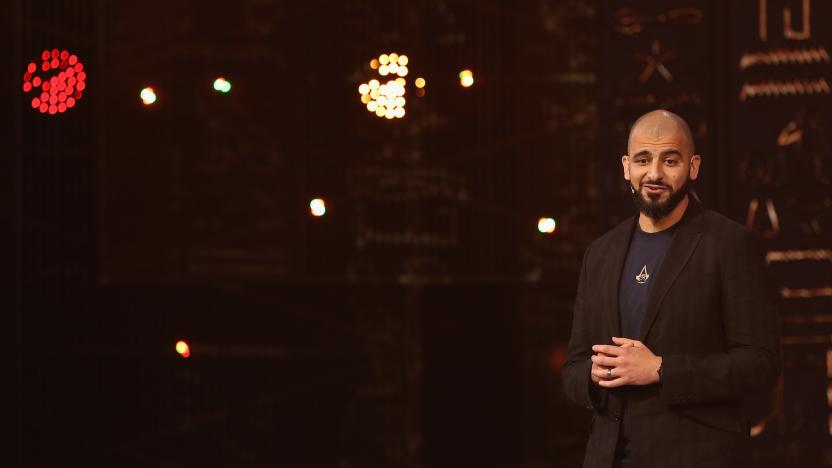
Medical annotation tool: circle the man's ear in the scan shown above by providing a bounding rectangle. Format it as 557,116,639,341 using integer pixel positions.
689,154,701,181
621,155,631,181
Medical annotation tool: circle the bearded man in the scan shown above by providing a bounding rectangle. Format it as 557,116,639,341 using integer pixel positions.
562,109,781,468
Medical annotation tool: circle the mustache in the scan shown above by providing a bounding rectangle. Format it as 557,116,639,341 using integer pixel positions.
639,180,671,189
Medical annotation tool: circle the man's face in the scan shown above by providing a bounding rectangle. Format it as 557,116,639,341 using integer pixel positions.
622,128,700,220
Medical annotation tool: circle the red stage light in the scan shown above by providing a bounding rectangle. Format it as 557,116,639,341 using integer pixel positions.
549,346,567,373
175,340,191,358
23,49,86,115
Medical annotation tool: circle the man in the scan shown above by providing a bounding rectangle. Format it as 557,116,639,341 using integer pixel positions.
562,110,781,468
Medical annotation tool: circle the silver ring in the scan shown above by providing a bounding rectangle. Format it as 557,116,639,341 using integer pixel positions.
607,368,613,378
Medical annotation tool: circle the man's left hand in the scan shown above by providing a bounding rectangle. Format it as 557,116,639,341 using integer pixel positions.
590,337,662,388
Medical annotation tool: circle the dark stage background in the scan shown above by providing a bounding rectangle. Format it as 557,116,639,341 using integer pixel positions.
10,0,832,467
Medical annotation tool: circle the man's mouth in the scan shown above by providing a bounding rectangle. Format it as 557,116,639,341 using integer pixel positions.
643,183,668,194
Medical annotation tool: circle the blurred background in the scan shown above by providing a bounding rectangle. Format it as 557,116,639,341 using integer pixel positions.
8,0,832,466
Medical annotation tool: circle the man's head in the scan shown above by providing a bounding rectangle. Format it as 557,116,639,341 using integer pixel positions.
622,109,701,220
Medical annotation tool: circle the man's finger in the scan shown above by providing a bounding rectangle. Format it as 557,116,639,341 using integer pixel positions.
591,367,614,380
590,362,611,373
598,376,627,388
612,336,643,347
591,363,616,380
592,344,625,356
591,354,617,367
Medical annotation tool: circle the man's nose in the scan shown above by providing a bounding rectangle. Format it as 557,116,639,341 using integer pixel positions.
647,159,664,180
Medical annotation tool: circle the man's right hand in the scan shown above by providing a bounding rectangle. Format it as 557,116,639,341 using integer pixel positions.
590,342,634,385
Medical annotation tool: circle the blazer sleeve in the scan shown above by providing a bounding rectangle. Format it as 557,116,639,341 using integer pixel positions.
659,230,782,406
562,244,606,411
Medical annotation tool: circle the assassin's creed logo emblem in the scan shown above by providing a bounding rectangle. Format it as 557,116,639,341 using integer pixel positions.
635,265,650,284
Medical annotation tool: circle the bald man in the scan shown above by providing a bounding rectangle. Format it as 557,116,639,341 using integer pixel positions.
562,110,781,468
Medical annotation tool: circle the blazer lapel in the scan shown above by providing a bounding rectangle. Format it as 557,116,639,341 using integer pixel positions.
638,201,704,341
602,217,637,340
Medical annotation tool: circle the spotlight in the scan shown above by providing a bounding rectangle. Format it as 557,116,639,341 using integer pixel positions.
537,217,557,234
175,340,191,358
459,69,474,87
358,52,412,119
22,49,86,114
213,77,231,93
310,198,327,217
140,87,157,105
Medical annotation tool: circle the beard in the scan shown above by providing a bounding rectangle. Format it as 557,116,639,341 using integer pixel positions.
630,177,691,220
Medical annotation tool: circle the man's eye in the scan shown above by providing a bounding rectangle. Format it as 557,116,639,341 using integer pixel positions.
635,159,648,164
665,159,678,166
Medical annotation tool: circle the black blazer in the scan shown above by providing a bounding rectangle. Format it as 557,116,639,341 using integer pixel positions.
562,201,781,468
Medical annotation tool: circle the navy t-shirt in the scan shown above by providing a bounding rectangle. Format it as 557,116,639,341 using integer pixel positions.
615,221,677,461
619,223,677,339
